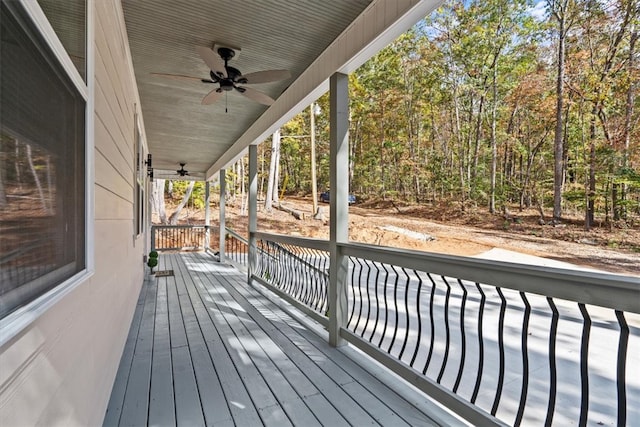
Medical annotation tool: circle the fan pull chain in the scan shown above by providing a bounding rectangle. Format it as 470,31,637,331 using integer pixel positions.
225,92,228,113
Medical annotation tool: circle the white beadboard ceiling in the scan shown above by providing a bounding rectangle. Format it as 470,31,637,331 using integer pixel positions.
121,0,441,181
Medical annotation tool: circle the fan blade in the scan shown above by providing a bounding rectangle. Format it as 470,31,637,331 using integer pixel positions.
236,86,274,106
151,72,204,83
196,46,226,77
241,69,291,84
201,88,224,105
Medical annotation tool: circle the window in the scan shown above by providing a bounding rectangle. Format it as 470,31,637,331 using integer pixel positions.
0,2,86,319
37,0,86,80
134,118,145,237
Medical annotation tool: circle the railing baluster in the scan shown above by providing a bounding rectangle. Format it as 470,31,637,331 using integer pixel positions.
285,245,295,297
387,265,401,355
491,286,507,416
514,291,531,427
578,303,591,427
355,257,367,334
615,310,628,426
368,263,382,343
422,273,438,376
436,276,452,384
471,283,486,404
348,257,359,330
378,264,390,349
453,279,468,393
301,248,312,306
398,268,411,360
544,296,559,427
409,271,423,368
362,258,373,339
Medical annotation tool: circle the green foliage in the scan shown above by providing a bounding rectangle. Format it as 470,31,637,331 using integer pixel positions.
149,251,158,258
147,256,158,271
237,0,640,225
167,180,205,209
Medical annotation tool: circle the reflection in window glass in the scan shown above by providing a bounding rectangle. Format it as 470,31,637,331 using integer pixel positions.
37,0,86,80
0,3,85,319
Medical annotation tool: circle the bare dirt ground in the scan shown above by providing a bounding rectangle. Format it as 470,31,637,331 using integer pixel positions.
171,196,639,276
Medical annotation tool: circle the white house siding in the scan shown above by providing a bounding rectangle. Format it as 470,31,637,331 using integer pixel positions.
0,1,145,425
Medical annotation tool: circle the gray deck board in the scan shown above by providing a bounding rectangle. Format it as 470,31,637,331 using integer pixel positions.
104,252,440,427
103,275,149,427
117,278,157,427
148,276,175,427
217,264,427,426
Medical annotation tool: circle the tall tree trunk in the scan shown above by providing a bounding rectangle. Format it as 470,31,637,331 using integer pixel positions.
0,158,6,208
240,157,246,216
471,91,486,187
489,65,498,214
379,100,386,198
265,130,280,211
453,85,467,207
259,145,265,199
15,142,23,190
619,30,637,220
152,179,167,224
586,107,597,230
25,143,50,213
549,0,569,222
273,136,281,204
310,103,319,214
168,181,195,225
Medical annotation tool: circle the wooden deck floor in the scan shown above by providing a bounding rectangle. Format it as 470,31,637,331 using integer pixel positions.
103,252,444,427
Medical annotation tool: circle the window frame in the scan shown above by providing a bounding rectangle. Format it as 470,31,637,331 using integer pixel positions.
134,112,146,239
0,0,94,346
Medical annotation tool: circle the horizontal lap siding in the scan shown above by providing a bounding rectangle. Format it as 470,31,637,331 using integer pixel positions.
0,1,145,426
91,0,145,424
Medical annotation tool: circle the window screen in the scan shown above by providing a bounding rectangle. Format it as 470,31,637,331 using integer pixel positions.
0,2,86,319
134,121,145,237
37,0,86,81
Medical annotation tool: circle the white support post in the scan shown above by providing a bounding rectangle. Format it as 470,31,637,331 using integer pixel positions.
329,72,349,347
219,169,226,263
248,145,258,282
204,181,211,250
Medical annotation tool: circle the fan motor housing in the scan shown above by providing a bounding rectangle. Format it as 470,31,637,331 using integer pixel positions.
220,80,234,91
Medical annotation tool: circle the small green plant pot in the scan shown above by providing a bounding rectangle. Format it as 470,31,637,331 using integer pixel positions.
147,256,158,273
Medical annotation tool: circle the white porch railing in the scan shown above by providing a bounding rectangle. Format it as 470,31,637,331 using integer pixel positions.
243,231,639,427
151,225,210,251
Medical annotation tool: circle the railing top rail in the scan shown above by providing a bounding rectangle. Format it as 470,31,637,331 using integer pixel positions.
226,227,248,243
341,241,640,313
151,224,208,229
253,231,330,252
233,230,639,312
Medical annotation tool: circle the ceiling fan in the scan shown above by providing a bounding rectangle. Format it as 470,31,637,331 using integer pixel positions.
176,163,189,177
152,46,291,107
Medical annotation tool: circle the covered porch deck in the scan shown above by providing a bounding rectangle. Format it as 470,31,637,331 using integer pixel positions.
103,252,452,426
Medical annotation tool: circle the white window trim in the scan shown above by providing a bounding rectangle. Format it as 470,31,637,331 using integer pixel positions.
0,0,95,347
133,111,146,241
18,0,88,100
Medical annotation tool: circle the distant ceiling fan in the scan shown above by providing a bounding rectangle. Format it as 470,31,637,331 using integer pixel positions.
152,46,291,107
176,163,189,177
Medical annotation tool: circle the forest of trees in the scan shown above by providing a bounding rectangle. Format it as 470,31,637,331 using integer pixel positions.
163,0,639,230
242,0,638,227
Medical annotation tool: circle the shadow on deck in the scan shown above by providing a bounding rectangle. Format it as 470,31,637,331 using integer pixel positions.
103,252,448,426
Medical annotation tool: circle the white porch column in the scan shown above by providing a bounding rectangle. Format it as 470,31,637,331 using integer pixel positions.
204,181,210,249
248,145,258,281
219,169,226,263
329,72,349,347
